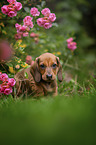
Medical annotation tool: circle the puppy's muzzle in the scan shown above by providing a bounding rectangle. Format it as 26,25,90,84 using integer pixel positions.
46,74,52,80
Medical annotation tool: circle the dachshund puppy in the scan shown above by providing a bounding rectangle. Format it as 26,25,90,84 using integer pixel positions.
15,53,62,97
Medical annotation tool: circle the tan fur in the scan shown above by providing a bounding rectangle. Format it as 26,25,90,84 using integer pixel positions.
15,53,62,97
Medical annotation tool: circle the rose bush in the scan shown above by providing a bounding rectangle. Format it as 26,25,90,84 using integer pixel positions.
0,0,77,97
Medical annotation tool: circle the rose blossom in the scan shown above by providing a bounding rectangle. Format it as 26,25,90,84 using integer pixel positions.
37,18,44,27
23,32,29,37
23,16,33,23
1,5,9,15
44,23,52,29
30,32,39,37
30,7,40,16
14,2,22,11
49,13,56,22
66,37,73,43
14,33,22,40
15,23,21,31
0,85,4,94
7,0,16,3
67,37,77,51
41,8,50,16
23,16,33,28
0,73,8,81
20,25,27,31
8,11,17,17
8,78,16,87
67,42,77,51
4,87,12,95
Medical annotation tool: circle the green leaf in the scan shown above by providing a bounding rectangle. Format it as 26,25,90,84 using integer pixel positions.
6,62,13,67
24,72,28,79
41,1,46,8
24,7,30,13
52,23,58,27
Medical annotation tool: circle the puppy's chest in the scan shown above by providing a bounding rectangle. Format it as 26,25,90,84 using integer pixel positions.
42,82,55,93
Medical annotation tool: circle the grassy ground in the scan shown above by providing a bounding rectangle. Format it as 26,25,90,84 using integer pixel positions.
0,52,96,145
0,82,96,145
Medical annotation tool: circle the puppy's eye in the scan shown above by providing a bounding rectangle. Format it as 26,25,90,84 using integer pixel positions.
52,64,56,68
40,64,45,69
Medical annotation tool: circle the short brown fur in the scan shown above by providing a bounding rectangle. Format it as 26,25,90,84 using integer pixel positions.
15,53,62,97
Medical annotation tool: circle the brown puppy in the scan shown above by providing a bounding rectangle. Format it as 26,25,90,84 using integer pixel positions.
15,53,62,97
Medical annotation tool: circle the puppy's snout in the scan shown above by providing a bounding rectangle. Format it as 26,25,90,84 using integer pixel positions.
46,74,52,79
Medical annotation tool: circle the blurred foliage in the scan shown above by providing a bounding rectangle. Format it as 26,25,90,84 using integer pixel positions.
47,0,96,51
0,0,96,90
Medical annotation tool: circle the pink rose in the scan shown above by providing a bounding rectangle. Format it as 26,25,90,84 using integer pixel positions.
30,32,36,37
23,16,33,23
49,13,56,22
0,85,4,94
23,16,33,28
44,22,52,29
37,18,44,27
1,5,9,15
15,23,21,32
7,0,16,3
8,78,16,87
67,42,77,51
20,25,27,31
14,33,22,40
41,8,50,16
23,32,29,37
8,11,17,17
66,37,73,43
0,73,8,81
14,2,22,11
4,87,12,95
30,7,40,16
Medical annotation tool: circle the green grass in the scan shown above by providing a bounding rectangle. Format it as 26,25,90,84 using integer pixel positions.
0,87,96,145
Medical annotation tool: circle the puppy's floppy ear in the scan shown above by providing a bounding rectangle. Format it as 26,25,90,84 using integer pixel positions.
56,57,63,82
30,57,41,82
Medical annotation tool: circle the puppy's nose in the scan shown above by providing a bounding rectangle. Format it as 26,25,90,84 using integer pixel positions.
46,74,52,79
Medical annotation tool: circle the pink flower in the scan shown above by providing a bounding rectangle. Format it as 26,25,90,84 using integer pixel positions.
14,32,22,40
49,13,56,22
23,16,33,23
30,7,40,16
30,32,38,37
1,5,9,15
66,37,73,43
8,11,17,17
37,18,44,27
0,85,4,94
7,0,16,3
67,42,77,51
23,16,33,28
15,23,21,32
20,25,27,31
8,78,16,87
41,8,50,16
0,73,8,81
23,32,29,37
4,87,12,95
14,2,22,11
0,72,2,75
44,23,52,29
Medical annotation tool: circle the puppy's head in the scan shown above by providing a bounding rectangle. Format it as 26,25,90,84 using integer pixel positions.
30,53,63,82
